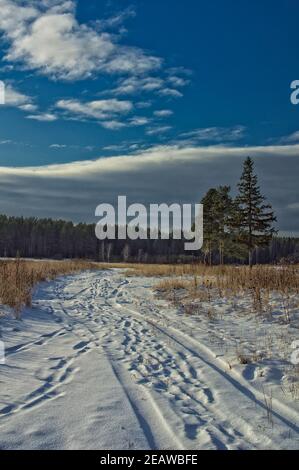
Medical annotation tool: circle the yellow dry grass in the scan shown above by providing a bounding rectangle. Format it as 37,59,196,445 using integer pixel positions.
118,263,299,294
0,258,100,317
152,264,299,321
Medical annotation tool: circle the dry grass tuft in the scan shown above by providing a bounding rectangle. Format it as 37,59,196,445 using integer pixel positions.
0,258,100,318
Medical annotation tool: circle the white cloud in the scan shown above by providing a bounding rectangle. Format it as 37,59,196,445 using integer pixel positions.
129,116,150,126
56,98,133,121
180,126,246,143
154,109,173,118
4,84,33,107
158,88,183,98
96,6,136,31
103,141,143,152
2,142,297,176
18,103,38,112
146,126,172,136
104,49,161,75
47,98,151,129
27,112,57,122
50,143,67,148
0,0,162,80
112,76,185,99
167,66,193,77
103,144,127,151
278,131,299,144
136,101,152,109
49,142,94,150
168,76,190,87
100,120,126,130
1,83,60,120
0,0,38,38
113,76,164,95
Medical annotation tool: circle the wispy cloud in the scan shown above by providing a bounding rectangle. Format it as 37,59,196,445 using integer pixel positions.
158,88,183,98
179,126,246,143
55,98,133,121
27,112,58,122
112,76,164,95
18,103,38,112
168,76,190,87
53,98,157,130
278,130,299,144
102,141,144,152
136,101,152,109
154,109,173,118
4,84,34,109
49,144,67,149
111,73,188,99
95,6,136,31
129,116,150,126
49,143,94,151
100,120,126,130
146,126,172,136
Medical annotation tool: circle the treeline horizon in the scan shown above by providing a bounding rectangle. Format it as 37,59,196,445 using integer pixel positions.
0,213,298,265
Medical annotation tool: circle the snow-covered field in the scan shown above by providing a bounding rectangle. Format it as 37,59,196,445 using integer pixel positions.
0,269,298,450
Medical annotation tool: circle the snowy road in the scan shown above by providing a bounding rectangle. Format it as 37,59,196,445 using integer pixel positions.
0,270,298,449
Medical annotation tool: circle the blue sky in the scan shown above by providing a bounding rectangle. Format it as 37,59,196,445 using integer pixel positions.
0,0,299,232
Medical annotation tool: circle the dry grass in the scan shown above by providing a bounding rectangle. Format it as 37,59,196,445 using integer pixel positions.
153,265,299,295
97,262,140,271
0,258,100,317
129,263,299,292
155,278,190,291
127,263,203,278
151,264,299,322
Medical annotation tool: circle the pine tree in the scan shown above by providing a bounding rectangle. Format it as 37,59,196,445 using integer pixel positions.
213,186,234,264
201,188,219,265
233,157,277,266
201,186,237,264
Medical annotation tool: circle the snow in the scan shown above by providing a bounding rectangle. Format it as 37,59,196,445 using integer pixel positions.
0,269,298,450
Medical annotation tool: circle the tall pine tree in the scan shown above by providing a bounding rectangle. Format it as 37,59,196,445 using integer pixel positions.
201,186,239,264
232,157,277,266
201,188,220,265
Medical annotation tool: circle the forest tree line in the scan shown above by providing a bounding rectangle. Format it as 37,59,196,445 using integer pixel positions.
0,213,298,264
0,158,298,265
